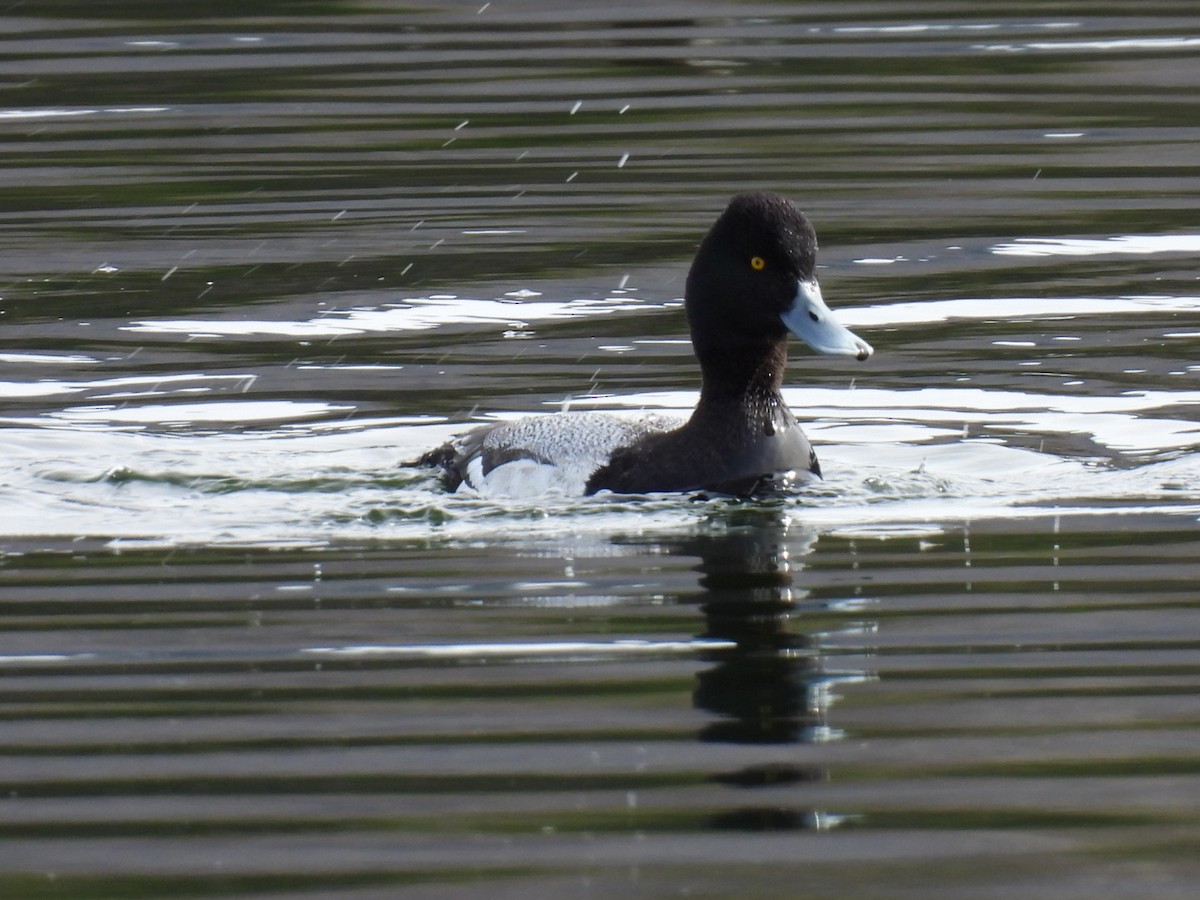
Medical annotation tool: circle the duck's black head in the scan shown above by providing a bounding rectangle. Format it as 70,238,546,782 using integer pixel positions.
685,192,872,366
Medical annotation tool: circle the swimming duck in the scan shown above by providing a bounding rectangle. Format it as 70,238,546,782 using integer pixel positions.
417,192,872,496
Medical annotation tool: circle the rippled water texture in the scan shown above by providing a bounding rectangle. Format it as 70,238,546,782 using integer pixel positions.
2,3,1200,898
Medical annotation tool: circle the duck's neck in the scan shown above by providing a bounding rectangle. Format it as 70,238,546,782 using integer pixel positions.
692,336,790,423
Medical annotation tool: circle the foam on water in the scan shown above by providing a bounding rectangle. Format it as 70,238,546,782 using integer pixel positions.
6,391,1198,548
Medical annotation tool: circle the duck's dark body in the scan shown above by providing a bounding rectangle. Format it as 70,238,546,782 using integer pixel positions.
585,343,819,495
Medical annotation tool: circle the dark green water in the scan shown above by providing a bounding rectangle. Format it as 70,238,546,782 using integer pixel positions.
2,3,1200,897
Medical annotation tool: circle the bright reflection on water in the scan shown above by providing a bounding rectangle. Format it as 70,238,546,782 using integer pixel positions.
2,2,1200,898
993,235,1200,257
123,293,662,337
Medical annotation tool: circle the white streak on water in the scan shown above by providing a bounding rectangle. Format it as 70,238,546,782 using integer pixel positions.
302,638,737,659
993,235,1200,257
45,400,352,426
124,295,662,338
0,106,168,120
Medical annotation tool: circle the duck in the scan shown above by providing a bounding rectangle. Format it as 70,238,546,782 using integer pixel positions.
415,191,872,497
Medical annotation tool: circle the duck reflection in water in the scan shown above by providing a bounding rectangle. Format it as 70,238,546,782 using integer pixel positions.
663,506,874,830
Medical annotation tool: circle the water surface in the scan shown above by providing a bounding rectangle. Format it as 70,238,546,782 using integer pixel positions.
2,2,1200,897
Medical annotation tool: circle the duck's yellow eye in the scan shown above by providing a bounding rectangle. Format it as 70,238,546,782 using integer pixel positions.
750,256,766,270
